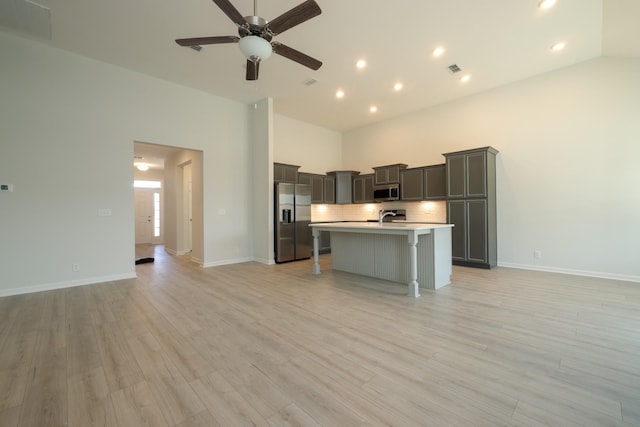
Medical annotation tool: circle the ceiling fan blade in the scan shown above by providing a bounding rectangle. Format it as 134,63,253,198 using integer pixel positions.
175,36,239,46
211,0,246,26
267,0,321,35
272,42,322,70
246,59,259,80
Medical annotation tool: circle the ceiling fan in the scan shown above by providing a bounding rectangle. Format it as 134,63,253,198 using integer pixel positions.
176,0,323,80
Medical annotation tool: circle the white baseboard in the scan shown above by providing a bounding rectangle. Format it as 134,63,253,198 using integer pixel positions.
253,257,275,265
0,272,137,297
497,262,640,283
202,257,254,268
165,247,191,256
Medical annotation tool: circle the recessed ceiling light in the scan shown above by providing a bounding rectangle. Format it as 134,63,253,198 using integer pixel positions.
393,82,403,91
369,105,378,113
136,163,149,171
432,46,445,57
336,89,345,99
356,59,367,69
460,74,471,83
551,41,566,51
538,0,556,9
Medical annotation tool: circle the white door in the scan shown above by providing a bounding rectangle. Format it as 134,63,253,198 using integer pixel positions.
135,189,154,244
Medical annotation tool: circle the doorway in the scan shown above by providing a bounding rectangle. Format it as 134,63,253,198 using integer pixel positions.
133,141,204,263
134,187,161,245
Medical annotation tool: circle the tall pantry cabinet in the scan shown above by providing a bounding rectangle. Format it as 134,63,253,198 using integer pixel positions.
444,147,498,268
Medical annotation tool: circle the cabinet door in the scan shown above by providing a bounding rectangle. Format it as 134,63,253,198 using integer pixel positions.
425,165,446,199
400,168,424,200
283,166,298,183
297,173,312,185
311,175,324,203
324,176,335,204
387,166,401,183
363,175,374,202
447,200,467,261
466,199,488,263
273,164,284,182
374,168,388,185
352,176,364,203
466,152,487,197
446,155,465,198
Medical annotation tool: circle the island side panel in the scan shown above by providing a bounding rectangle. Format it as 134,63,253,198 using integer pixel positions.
330,232,377,278
432,227,453,288
330,231,437,289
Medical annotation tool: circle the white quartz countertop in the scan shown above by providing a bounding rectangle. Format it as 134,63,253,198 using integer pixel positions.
310,222,453,232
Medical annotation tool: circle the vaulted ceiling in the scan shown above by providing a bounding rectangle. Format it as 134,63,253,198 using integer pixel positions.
1,0,639,132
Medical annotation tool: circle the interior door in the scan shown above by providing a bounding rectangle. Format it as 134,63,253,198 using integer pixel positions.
135,189,154,244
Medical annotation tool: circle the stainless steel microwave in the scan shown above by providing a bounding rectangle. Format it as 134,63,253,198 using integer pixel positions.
373,184,400,202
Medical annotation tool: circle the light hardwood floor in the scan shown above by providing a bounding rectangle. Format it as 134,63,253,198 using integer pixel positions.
1,245,639,426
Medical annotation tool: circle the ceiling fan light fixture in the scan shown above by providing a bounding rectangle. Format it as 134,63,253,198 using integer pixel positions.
239,35,272,61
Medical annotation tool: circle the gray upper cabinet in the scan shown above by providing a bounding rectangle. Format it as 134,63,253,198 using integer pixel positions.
298,172,325,204
274,163,299,183
353,174,374,203
400,164,446,201
446,150,494,199
444,147,498,269
373,164,407,185
400,168,424,201
424,164,446,200
324,175,335,204
327,171,359,204
445,155,466,198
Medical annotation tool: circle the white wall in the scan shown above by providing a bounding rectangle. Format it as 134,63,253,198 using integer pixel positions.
343,57,640,282
0,31,253,295
274,114,343,174
251,98,274,265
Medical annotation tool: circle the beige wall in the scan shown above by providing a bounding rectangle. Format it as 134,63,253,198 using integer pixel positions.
274,114,343,174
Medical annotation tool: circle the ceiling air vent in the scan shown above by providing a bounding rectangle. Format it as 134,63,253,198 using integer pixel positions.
448,64,462,74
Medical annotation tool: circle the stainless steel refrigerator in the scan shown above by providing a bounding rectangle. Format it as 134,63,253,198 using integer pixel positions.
275,182,312,263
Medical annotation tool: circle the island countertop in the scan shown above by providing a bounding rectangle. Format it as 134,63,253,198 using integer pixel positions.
310,222,453,233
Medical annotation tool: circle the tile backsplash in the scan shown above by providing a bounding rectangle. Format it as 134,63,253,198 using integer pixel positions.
311,201,447,223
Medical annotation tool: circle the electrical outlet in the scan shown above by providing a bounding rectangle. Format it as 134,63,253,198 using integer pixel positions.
72,263,80,272
534,250,542,259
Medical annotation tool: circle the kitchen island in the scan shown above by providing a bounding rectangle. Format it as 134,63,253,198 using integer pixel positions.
310,222,454,297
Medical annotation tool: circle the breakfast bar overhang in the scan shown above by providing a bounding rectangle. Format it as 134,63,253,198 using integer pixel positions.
310,223,454,297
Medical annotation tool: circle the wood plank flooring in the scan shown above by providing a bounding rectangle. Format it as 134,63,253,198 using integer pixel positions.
1,244,639,426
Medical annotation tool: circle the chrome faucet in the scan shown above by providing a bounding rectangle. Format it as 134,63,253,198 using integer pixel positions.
379,209,396,224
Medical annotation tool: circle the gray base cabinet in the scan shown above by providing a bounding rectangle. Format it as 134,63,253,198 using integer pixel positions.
445,147,498,268
448,199,492,265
